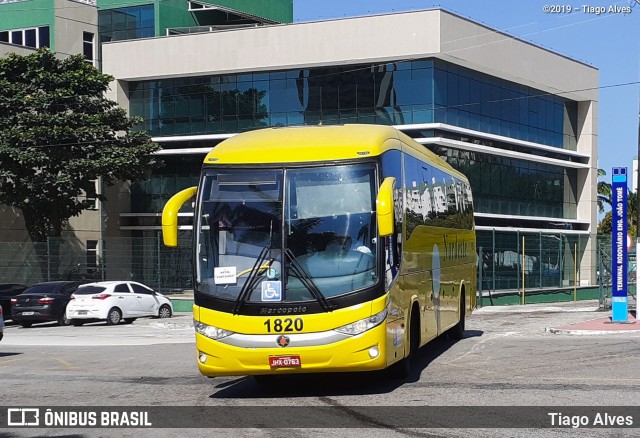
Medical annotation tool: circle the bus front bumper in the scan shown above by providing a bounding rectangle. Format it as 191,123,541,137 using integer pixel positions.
195,323,388,377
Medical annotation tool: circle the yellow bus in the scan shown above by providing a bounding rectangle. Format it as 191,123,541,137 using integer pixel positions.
162,124,476,378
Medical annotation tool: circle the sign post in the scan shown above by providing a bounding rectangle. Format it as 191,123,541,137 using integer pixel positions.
611,167,629,323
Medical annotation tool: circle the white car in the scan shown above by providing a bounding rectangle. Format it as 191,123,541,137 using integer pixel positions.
66,281,173,326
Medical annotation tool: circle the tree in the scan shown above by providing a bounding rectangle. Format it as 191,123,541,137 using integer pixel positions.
629,190,638,239
597,190,638,239
597,167,638,238
597,168,612,213
0,48,160,278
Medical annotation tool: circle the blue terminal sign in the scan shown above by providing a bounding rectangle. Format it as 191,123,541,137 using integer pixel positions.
611,167,629,322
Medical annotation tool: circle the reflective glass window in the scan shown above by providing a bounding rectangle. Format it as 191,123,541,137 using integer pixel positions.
24,29,36,48
10,30,23,45
429,146,573,219
128,57,577,148
98,5,154,43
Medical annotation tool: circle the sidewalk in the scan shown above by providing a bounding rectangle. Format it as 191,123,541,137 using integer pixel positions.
473,299,640,336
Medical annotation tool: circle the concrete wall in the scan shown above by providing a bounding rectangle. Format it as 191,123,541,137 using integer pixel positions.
438,12,597,102
0,42,36,57
102,9,597,97
0,205,102,242
102,10,442,80
54,0,99,63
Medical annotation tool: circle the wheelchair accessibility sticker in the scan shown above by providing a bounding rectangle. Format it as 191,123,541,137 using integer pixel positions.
261,281,282,302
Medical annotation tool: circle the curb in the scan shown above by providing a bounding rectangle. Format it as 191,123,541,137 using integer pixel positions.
545,327,640,335
475,306,600,314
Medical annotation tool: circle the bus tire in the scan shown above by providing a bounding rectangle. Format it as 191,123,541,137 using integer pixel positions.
450,291,466,340
389,304,420,379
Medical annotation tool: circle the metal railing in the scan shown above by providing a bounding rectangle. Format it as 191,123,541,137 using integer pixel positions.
0,233,633,301
166,24,260,36
0,234,192,294
597,236,637,308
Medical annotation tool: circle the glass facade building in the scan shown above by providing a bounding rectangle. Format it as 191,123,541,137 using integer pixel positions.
0,6,596,294
98,5,155,43
431,145,572,219
129,155,202,214
129,59,578,149
129,58,580,223
125,51,591,292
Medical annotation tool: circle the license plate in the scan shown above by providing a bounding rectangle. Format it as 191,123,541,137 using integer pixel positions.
21,311,34,316
269,355,301,368
77,310,88,315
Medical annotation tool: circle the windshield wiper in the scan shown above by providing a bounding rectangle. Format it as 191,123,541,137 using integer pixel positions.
232,246,272,315
285,248,332,312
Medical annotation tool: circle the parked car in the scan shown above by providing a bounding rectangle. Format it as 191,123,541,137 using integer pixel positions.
66,281,173,326
11,281,81,328
0,283,28,321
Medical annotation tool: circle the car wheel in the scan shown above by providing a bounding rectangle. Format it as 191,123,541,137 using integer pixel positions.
58,310,71,326
123,318,136,324
20,322,33,328
70,320,84,326
106,307,122,325
158,304,172,319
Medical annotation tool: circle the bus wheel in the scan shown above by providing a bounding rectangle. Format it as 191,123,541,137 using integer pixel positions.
450,291,466,340
389,305,420,379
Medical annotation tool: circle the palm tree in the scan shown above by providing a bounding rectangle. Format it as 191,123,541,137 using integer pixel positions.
596,170,638,239
628,190,637,239
597,169,612,213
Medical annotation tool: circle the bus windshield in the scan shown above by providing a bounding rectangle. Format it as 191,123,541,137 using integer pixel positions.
196,164,378,304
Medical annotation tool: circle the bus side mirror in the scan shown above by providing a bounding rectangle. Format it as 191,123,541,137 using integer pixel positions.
162,186,197,247
376,177,396,237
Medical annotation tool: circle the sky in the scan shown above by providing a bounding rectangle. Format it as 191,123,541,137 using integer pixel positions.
293,0,640,188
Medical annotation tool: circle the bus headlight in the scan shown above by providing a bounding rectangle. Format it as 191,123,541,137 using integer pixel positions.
334,308,388,336
194,320,234,340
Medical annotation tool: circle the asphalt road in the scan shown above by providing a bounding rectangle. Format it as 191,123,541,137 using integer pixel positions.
1,302,639,437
